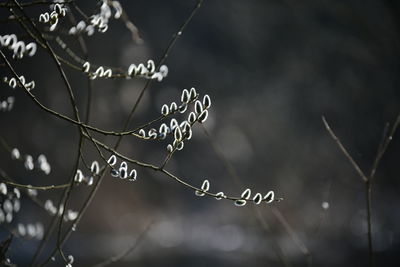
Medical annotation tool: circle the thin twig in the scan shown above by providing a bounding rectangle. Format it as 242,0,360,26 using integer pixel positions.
322,115,372,266
370,114,400,180
370,123,389,179
322,114,400,267
0,180,69,190
321,116,368,182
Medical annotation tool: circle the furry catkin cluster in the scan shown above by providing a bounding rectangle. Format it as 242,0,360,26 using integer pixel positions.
107,155,138,181
39,3,67,31
69,0,122,35
0,34,37,59
10,148,51,175
0,183,21,224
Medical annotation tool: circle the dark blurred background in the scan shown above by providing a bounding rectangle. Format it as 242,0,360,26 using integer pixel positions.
1,0,400,266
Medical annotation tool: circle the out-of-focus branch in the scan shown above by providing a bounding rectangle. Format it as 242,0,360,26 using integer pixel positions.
322,113,400,267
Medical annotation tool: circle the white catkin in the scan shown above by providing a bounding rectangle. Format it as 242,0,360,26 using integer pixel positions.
3,200,13,213
77,21,86,31
66,210,78,221
174,127,182,141
13,199,20,212
188,112,197,124
113,1,122,19
159,65,168,77
161,104,169,116
5,212,13,223
39,13,50,23
69,27,77,35
151,72,164,82
138,129,146,138
147,60,155,73
4,34,17,47
95,66,104,77
37,154,47,165
27,187,37,197
17,223,26,236
110,169,119,177
253,193,262,205
197,110,209,123
182,121,191,132
170,102,178,112
179,103,187,113
263,191,275,203
119,167,128,179
241,188,251,200
107,155,117,166
203,94,211,109
176,141,184,150
11,148,20,160
44,199,54,212
195,190,205,197
35,223,44,240
194,100,203,114
74,170,84,183
6,97,14,111
167,144,173,153
49,18,59,32
137,63,147,75
83,62,90,73
129,169,137,181
14,188,20,199
181,89,189,103
24,155,34,170
85,176,94,186
103,68,112,78
13,41,25,58
9,78,17,88
91,161,100,175
0,183,7,195
67,254,74,264
86,25,95,36
25,81,35,91
189,87,197,100
170,119,179,130
234,199,247,207
158,132,166,140
99,23,108,33
185,129,193,140
24,43,38,57
18,76,26,86
215,192,225,200
120,161,128,170
27,224,36,237
201,179,210,192
40,162,51,175
148,129,157,139
128,64,137,76
159,124,168,134
54,4,62,15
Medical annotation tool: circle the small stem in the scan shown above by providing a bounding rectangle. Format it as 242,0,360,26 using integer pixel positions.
365,180,373,267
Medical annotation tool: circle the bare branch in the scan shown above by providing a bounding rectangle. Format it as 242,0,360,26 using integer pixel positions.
322,116,368,183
